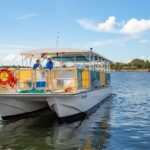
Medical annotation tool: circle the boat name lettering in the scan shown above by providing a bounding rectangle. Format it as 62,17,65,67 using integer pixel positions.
81,94,87,99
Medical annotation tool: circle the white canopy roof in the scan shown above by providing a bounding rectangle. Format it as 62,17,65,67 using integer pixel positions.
21,47,112,63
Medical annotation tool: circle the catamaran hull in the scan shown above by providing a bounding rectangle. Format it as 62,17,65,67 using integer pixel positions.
0,97,48,119
0,86,112,119
47,86,112,118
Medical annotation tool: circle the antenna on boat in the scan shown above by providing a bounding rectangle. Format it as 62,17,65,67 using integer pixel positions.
90,48,94,70
56,32,60,48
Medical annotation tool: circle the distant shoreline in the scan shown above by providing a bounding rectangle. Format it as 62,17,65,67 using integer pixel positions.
111,69,150,72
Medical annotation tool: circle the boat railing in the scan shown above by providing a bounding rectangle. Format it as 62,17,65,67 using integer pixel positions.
82,69,91,89
51,68,77,93
100,72,106,87
34,69,51,90
17,68,51,91
17,68,34,90
0,67,111,94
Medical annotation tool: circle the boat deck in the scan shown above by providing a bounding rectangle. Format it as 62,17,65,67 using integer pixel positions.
0,86,111,97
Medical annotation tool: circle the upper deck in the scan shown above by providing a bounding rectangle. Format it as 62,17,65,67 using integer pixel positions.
20,47,112,71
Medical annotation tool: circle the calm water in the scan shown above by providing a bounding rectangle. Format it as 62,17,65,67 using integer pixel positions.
0,72,150,150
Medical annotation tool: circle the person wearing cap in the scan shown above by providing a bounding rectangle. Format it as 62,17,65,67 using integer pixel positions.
46,57,53,70
33,59,42,70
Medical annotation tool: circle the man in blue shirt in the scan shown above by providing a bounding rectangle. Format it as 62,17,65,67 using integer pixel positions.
46,58,53,70
33,59,42,69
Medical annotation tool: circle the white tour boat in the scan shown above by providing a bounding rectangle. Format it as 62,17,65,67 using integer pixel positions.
0,48,112,119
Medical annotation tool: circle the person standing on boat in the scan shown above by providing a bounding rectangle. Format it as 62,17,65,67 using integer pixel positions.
46,57,53,70
33,59,42,70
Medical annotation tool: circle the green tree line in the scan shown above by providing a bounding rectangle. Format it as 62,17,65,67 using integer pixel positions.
111,59,150,71
0,65,29,68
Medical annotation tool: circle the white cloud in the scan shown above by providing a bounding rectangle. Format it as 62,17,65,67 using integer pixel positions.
90,41,103,47
140,56,146,60
77,17,150,36
98,16,116,32
86,39,127,49
0,44,27,49
0,44,28,65
77,19,98,31
139,39,149,44
121,18,150,35
15,13,38,20
77,16,116,32
3,54,20,61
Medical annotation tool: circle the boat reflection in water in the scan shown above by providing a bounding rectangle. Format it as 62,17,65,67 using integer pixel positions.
0,96,113,150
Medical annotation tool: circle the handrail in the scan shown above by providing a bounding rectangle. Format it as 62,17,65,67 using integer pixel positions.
18,68,34,90
34,69,50,90
0,67,111,93
51,68,77,92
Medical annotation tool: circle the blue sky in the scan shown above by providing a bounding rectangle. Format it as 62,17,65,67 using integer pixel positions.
0,0,150,65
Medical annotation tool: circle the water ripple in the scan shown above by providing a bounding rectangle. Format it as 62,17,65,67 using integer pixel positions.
0,72,150,150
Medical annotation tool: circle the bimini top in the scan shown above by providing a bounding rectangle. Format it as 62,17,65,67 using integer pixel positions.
21,47,112,63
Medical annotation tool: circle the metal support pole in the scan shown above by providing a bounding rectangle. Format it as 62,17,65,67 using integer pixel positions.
26,58,27,68
22,55,23,67
90,48,93,70
56,32,60,48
